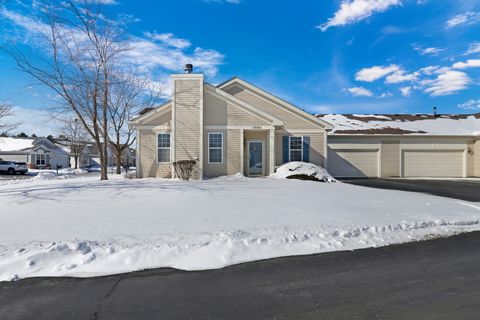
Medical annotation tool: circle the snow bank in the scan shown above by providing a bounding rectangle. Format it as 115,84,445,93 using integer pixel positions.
273,162,335,182
1,176,480,281
32,168,88,180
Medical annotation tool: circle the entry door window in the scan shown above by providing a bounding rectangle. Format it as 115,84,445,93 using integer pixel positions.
248,141,263,175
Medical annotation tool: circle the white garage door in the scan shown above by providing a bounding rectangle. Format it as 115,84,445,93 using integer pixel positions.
402,150,464,177
328,149,379,178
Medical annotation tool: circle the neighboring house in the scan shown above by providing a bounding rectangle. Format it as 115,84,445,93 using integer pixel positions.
130,72,332,179
0,137,70,169
317,114,480,178
130,69,480,179
56,141,136,168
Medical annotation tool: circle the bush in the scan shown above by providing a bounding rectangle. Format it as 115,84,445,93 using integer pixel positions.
173,160,197,180
124,171,136,179
286,174,323,182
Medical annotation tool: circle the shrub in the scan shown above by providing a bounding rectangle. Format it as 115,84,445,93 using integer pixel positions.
173,160,197,180
286,174,323,182
124,171,137,179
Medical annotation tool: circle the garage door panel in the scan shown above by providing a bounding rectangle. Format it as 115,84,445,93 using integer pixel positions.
402,150,464,177
328,149,379,178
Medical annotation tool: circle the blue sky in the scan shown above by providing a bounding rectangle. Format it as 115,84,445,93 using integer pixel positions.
1,0,480,135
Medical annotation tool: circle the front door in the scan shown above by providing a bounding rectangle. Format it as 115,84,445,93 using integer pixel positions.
248,140,264,176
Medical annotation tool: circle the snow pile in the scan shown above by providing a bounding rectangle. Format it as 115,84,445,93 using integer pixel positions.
273,162,335,182
32,168,88,180
1,176,480,281
59,168,88,174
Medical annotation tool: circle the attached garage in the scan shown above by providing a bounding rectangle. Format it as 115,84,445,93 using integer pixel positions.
328,148,379,178
402,150,464,177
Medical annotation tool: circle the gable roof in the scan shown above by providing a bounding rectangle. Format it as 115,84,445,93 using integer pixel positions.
218,77,334,130
130,100,172,125
204,83,284,126
318,113,480,136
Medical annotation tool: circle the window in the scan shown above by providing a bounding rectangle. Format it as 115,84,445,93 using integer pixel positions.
36,154,46,166
157,133,171,163
208,132,223,164
289,136,303,162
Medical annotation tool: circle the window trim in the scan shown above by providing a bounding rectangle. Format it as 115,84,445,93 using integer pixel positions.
35,153,47,166
208,132,224,164
157,133,171,164
288,136,303,162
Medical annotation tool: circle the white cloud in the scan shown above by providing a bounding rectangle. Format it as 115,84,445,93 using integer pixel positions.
344,86,374,97
355,64,400,82
452,59,480,69
422,70,470,96
318,0,401,31
8,106,60,136
446,11,480,28
1,8,224,78
413,45,445,56
399,86,412,97
378,92,392,98
385,70,419,83
458,99,480,110
464,42,480,55
144,32,191,49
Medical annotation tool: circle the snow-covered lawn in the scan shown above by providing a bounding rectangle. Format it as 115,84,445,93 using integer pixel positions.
1,175,480,281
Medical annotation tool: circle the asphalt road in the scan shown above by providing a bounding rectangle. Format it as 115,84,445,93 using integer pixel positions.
1,232,480,320
341,178,480,202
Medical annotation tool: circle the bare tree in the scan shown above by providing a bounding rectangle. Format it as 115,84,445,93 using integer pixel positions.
0,103,19,134
107,73,162,174
5,0,127,180
56,116,88,169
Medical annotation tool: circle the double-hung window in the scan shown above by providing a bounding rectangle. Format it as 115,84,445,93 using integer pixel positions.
36,154,46,166
289,136,303,162
157,133,171,163
208,132,223,164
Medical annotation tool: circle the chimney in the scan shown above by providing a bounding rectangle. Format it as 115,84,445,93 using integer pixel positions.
184,63,193,74
171,66,204,179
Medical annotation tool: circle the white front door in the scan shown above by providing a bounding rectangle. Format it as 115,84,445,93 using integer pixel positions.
247,140,265,176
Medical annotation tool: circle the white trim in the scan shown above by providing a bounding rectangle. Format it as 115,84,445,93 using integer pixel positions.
324,130,328,170
134,125,171,131
247,140,265,176
288,136,304,162
205,125,275,130
199,78,204,179
136,131,141,178
240,129,244,174
269,129,275,175
130,101,172,125
171,79,176,178
157,133,171,164
278,129,325,133
208,132,224,164
205,84,284,126
218,78,333,130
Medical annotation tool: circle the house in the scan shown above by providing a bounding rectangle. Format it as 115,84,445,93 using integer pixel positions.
130,71,332,179
130,68,480,179
0,137,70,169
317,113,480,178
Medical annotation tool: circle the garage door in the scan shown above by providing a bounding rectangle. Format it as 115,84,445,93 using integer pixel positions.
402,150,464,177
328,149,379,178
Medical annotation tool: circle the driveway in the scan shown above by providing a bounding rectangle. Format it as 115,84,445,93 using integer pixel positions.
1,232,480,320
341,178,480,202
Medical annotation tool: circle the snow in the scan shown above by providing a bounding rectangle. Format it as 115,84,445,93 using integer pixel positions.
1,175,480,281
0,137,35,152
320,114,480,135
30,168,89,181
273,162,335,182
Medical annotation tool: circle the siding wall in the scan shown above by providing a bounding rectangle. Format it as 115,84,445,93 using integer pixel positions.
225,85,319,130
275,131,326,167
138,129,171,178
227,129,242,175
173,75,204,179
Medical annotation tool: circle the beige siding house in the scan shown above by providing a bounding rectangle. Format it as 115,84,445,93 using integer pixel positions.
131,70,480,179
130,73,332,179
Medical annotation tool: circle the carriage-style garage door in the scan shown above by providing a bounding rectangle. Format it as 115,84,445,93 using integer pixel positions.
328,149,379,178
402,150,464,177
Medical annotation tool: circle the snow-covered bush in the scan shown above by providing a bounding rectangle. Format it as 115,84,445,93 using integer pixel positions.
123,171,137,179
273,162,335,183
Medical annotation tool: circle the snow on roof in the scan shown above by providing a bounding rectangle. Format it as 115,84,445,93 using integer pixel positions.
0,137,36,152
317,113,480,135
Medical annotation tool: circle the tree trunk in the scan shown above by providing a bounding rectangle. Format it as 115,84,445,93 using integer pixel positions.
115,147,122,174
74,155,78,169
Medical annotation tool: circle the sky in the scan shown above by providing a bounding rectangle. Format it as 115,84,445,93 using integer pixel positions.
0,0,480,136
